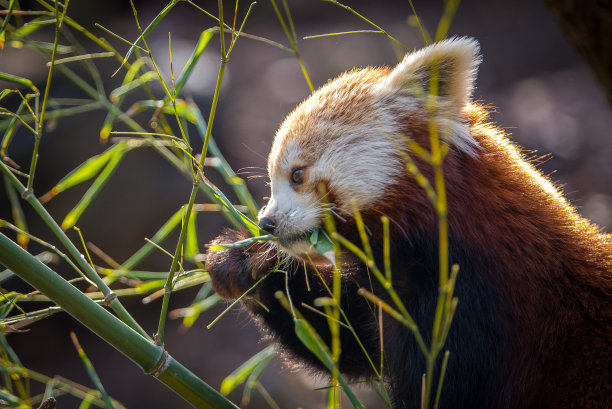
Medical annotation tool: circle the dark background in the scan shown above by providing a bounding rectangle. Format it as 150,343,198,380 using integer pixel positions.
1,0,611,408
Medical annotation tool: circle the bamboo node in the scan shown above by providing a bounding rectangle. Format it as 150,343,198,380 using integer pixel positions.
103,291,117,306
148,350,170,377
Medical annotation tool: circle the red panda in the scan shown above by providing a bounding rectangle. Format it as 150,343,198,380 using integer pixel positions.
205,37,612,408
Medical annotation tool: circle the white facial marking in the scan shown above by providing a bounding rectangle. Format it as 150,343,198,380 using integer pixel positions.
259,173,321,258
261,37,483,259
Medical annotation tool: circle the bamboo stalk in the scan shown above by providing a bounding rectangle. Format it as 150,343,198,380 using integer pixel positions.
0,158,149,339
0,233,238,409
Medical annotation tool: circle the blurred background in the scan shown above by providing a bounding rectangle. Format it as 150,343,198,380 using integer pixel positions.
1,0,611,408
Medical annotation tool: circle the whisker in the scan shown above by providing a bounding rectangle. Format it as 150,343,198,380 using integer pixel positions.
372,209,407,238
247,175,268,181
238,166,267,171
241,143,267,161
237,170,266,176
329,208,347,223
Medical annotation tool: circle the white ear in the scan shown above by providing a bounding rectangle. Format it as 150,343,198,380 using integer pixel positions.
386,37,481,111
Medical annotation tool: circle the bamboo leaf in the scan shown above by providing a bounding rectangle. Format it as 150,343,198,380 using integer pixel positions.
0,389,21,406
0,72,38,92
135,279,166,292
176,293,222,327
0,306,62,326
201,177,261,236
41,141,127,203
1,95,33,155
130,99,198,123
294,318,365,409
192,280,213,302
61,146,127,230
6,16,49,40
220,345,277,396
4,175,29,248
184,209,199,261
0,293,20,319
70,332,116,409
242,354,272,406
100,58,147,142
190,104,260,219
78,395,95,409
309,228,334,264
8,39,74,53
209,234,275,251
120,209,183,271
169,28,215,99
113,0,182,75
294,318,330,364
109,71,157,103
0,0,16,50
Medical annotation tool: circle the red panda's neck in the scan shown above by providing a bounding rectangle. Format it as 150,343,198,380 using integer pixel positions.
343,104,611,320
454,114,610,294
387,104,611,297
352,108,611,405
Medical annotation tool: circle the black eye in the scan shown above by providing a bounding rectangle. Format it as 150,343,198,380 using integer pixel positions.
290,168,305,185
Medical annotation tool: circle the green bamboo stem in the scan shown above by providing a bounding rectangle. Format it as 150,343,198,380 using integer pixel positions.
28,0,68,192
423,55,450,409
155,184,199,345
323,0,410,51
126,0,190,151
184,0,294,53
407,0,431,45
1,96,32,157
156,0,230,345
70,332,116,409
304,257,382,378
0,0,17,39
269,0,313,92
0,233,238,409
0,159,149,339
317,187,342,408
190,106,259,220
113,0,182,76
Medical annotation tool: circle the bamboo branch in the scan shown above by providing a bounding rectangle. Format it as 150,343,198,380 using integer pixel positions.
0,233,238,409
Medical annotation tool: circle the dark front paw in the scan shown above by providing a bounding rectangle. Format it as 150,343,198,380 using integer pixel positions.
205,229,277,300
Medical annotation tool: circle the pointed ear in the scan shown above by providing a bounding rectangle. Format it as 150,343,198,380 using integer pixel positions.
386,37,481,111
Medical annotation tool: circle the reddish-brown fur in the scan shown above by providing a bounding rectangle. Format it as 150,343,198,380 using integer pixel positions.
362,104,612,407
205,68,611,408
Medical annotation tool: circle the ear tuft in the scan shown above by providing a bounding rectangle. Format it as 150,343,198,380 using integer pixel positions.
386,37,481,110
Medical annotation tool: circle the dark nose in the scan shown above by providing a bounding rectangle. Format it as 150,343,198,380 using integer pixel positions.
258,216,276,234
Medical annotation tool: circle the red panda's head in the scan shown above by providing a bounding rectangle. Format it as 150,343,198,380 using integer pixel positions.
258,37,482,260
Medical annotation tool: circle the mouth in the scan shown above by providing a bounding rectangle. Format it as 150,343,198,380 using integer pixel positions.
276,228,316,247
276,227,335,264
276,231,315,257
